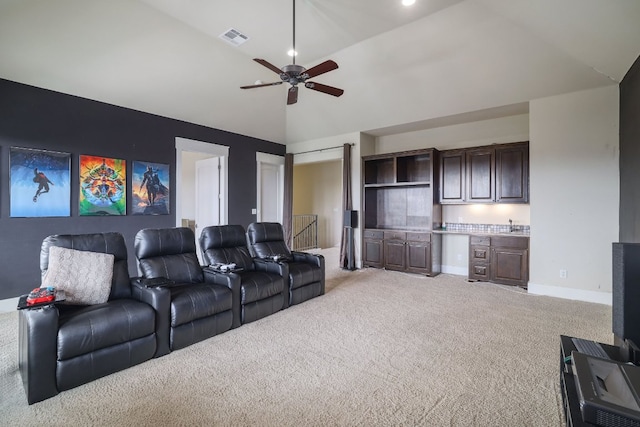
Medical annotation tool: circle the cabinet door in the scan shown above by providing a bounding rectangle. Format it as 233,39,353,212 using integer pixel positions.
495,143,529,203
384,240,406,271
466,148,495,202
363,239,384,268
406,241,431,274
440,150,465,203
491,247,528,286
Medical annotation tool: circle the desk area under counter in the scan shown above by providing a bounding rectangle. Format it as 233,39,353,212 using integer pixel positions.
432,225,530,288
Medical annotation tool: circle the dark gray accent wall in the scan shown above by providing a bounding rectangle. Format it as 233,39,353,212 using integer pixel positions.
0,79,285,300
620,55,640,242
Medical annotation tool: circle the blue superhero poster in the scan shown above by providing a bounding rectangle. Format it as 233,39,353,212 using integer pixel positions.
132,161,170,215
10,147,71,217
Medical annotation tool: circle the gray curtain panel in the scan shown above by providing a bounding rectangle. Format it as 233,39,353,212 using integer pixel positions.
339,143,352,268
283,153,294,248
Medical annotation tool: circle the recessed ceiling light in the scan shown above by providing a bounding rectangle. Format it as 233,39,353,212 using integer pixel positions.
287,49,298,57
402,0,416,6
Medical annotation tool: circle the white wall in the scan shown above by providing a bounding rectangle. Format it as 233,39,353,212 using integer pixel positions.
528,85,619,304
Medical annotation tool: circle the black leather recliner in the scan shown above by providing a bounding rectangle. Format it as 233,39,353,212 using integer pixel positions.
199,225,287,323
133,227,235,355
246,222,325,307
18,232,157,404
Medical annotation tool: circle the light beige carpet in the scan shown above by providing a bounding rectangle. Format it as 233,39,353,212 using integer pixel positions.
0,247,611,426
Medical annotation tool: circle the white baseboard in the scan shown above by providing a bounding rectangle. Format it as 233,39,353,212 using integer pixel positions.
528,282,612,306
0,297,19,313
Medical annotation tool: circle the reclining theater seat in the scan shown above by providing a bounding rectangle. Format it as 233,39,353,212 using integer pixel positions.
18,232,157,404
246,222,325,307
199,225,287,324
134,227,235,355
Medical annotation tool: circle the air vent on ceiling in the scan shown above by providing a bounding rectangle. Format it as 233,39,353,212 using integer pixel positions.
219,28,249,46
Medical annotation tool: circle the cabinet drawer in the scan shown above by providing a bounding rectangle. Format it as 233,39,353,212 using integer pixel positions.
470,262,490,280
364,230,384,239
406,232,430,242
471,245,490,261
470,235,490,246
384,231,406,240
491,236,529,250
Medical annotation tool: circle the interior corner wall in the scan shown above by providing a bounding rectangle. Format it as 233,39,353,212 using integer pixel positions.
620,55,640,242
0,79,285,300
528,85,619,303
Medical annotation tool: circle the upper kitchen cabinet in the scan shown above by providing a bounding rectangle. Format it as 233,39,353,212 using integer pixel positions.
440,150,465,203
439,142,529,204
495,143,529,203
466,147,495,203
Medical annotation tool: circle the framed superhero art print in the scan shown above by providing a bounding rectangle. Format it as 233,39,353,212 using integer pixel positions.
10,147,71,218
79,155,126,216
131,161,170,215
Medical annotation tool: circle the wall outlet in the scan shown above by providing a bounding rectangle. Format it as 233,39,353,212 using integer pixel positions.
560,269,568,279
251,208,257,215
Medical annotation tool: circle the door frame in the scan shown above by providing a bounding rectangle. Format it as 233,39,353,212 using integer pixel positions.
256,152,284,223
175,137,229,228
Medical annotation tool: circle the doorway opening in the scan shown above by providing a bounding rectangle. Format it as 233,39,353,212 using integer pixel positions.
175,137,229,260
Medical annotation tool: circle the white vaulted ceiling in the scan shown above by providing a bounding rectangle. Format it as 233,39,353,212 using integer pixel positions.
1,0,639,144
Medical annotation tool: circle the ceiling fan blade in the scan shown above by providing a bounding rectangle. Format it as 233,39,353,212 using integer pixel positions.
304,60,339,79
240,81,284,89
305,81,344,97
287,86,299,105
253,58,283,75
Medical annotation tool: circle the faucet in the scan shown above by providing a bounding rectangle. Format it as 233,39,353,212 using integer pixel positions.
509,219,514,232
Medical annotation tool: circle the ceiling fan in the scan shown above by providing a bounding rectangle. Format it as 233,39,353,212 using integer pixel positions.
240,0,344,105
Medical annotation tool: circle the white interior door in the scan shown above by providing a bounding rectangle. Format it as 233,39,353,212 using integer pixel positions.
256,152,284,223
195,156,220,246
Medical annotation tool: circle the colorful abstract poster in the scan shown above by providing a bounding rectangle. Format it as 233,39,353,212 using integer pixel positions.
132,161,170,215
79,155,126,216
10,147,71,217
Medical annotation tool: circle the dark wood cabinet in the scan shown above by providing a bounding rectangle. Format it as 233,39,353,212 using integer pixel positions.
469,234,529,287
469,236,491,281
362,149,441,276
466,147,495,203
439,142,529,204
495,143,529,203
406,232,432,274
363,230,384,268
383,231,406,271
440,150,465,203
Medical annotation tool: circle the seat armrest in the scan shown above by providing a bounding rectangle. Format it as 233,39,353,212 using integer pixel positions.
292,251,324,268
253,258,289,278
203,268,241,329
291,252,325,296
18,305,59,404
131,280,171,357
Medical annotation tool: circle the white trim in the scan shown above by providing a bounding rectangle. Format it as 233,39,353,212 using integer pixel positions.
175,137,229,227
0,297,19,314
527,282,612,306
